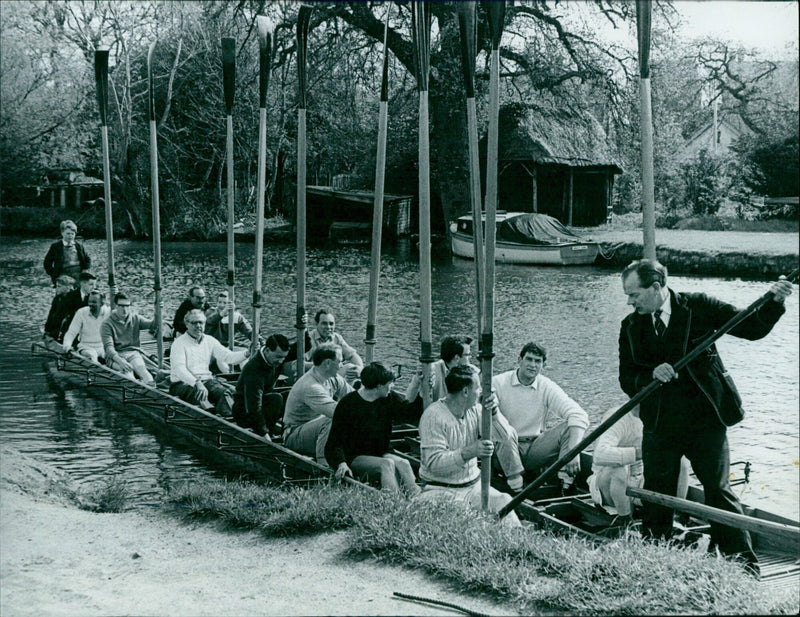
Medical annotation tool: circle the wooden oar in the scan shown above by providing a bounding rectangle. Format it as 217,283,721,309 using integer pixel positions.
411,1,434,409
478,0,505,512
295,5,313,380
147,42,164,368
252,16,274,356
221,38,237,351
364,6,392,365
94,50,117,307
627,487,800,550
457,1,485,350
636,1,656,260
499,269,799,518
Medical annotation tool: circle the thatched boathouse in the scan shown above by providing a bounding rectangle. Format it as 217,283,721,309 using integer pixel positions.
480,103,622,227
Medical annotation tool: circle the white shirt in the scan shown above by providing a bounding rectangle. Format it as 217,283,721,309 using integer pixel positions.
655,292,671,329
492,370,589,439
170,332,247,385
62,305,110,353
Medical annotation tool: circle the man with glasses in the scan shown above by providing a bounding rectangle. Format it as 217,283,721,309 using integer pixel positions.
101,292,167,385
172,286,209,335
169,309,250,416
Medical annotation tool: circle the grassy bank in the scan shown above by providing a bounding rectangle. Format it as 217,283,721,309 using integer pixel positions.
166,480,797,615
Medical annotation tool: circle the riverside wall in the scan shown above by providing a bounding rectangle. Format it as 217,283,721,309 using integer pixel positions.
595,242,798,280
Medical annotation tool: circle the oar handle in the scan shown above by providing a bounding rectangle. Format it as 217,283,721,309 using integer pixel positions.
499,269,799,518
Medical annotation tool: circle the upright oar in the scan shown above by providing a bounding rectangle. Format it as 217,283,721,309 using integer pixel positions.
457,2,485,362
636,0,656,261
252,17,274,356
147,42,164,368
222,38,237,351
364,7,392,365
94,50,117,307
295,5,313,380
499,269,800,519
478,0,506,512
411,2,434,409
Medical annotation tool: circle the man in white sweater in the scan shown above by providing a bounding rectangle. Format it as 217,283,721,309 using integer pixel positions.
169,309,249,416
492,342,589,493
61,290,110,362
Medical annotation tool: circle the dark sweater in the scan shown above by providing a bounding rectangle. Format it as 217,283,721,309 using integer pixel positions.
324,391,412,469
172,299,209,334
232,349,282,420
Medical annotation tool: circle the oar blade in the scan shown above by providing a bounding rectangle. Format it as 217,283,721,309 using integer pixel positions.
296,5,313,109
256,16,273,109
485,0,506,50
636,0,652,78
457,1,478,99
410,1,431,92
221,37,236,115
94,50,109,126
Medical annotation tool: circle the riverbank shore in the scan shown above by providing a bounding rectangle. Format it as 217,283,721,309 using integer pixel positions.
586,228,799,279
0,445,516,617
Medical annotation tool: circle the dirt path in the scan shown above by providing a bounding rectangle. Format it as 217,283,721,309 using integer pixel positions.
0,446,518,617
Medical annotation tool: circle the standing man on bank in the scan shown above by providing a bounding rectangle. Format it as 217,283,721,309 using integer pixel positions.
619,258,792,576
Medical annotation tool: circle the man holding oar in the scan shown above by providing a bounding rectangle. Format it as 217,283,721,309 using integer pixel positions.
619,259,793,576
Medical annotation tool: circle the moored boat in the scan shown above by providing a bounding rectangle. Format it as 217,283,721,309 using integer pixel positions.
450,211,599,265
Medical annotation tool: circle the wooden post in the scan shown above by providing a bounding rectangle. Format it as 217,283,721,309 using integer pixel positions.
252,17,273,356
568,167,574,226
147,42,164,368
457,2,485,352
480,0,506,512
637,1,656,260
221,38,237,351
411,2,434,409
295,6,312,380
94,50,117,307
365,7,392,365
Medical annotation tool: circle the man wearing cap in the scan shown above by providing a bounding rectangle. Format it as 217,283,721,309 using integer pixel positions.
62,290,110,362
43,274,76,342
170,309,250,416
101,292,166,385
43,220,91,286
60,272,98,342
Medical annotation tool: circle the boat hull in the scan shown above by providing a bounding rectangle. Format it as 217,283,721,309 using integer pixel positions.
451,231,599,265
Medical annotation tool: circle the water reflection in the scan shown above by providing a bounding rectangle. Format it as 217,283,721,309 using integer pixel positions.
0,236,797,518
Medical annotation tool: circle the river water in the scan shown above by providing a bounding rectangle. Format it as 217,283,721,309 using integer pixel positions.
1,236,797,519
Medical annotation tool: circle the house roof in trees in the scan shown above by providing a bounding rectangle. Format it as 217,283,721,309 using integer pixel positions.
482,103,623,173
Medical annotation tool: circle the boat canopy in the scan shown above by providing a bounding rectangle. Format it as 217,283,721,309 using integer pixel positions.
497,213,585,245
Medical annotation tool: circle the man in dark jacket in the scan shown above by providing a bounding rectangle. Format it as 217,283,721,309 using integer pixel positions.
60,272,97,343
43,220,91,286
618,259,792,576
172,286,209,335
44,275,76,341
232,334,289,437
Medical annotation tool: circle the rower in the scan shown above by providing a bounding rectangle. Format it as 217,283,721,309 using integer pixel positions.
491,342,589,494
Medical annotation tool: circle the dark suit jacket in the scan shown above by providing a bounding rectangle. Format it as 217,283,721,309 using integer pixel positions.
43,241,91,285
619,289,785,429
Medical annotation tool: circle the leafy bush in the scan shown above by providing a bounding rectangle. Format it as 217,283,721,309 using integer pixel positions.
679,149,730,216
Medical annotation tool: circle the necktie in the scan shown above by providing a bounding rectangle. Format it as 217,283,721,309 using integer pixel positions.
653,309,666,338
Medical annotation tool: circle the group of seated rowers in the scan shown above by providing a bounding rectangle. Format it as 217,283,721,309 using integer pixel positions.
46,277,653,525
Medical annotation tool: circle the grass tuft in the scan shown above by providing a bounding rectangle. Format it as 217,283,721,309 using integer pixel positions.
165,480,799,615
81,475,129,513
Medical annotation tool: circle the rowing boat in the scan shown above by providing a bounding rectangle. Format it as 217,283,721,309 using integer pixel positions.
32,338,389,489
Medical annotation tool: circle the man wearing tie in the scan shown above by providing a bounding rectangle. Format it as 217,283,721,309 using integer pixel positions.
618,259,792,577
